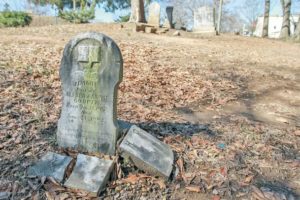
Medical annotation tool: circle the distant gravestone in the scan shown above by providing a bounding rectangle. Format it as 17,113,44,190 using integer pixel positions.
57,32,123,155
166,6,173,28
148,2,161,27
193,6,216,34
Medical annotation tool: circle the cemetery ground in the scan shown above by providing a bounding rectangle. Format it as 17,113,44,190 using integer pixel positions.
0,23,300,200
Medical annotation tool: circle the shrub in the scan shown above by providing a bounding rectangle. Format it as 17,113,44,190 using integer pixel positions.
116,14,130,23
59,8,95,23
0,11,32,27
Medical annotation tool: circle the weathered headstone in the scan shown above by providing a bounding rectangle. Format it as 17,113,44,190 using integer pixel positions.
163,18,171,28
64,154,114,196
148,2,161,27
27,152,72,183
193,6,216,34
57,32,123,155
119,125,174,179
166,6,173,28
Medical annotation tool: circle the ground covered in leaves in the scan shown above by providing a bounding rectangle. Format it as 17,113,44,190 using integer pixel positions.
0,24,300,200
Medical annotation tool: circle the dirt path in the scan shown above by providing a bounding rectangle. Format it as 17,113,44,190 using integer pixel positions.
0,24,299,199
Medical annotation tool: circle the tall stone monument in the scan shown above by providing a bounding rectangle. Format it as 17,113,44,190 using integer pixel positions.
148,2,161,27
57,32,123,155
193,6,216,34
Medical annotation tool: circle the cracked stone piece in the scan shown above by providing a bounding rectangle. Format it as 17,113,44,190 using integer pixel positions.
27,152,72,183
64,154,114,196
119,125,174,179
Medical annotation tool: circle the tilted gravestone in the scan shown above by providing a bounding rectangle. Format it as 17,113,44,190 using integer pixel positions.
148,2,161,27
193,6,216,34
57,32,123,155
120,125,174,179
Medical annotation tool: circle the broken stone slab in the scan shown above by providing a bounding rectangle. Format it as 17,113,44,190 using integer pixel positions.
119,125,174,179
27,152,72,183
64,154,114,196
0,192,11,200
145,27,157,34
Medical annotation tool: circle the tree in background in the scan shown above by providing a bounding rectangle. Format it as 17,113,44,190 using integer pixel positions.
129,0,146,23
238,0,262,35
295,19,300,40
172,0,211,30
28,0,152,23
293,0,300,40
262,0,270,37
213,0,241,33
280,0,292,38
216,0,223,35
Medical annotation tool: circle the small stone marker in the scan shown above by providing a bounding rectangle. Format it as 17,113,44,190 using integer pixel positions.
57,32,123,155
119,125,174,179
27,152,72,183
148,2,161,27
193,6,216,34
64,154,114,196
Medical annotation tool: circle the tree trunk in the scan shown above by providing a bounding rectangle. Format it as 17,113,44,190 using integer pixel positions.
280,0,291,38
217,0,223,35
294,19,300,40
262,0,270,37
129,0,146,23
73,0,76,10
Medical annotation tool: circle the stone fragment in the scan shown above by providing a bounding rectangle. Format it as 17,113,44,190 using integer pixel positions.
119,125,174,179
173,31,181,36
64,154,114,196
27,152,72,183
145,27,157,34
157,28,169,34
0,192,11,200
57,32,123,155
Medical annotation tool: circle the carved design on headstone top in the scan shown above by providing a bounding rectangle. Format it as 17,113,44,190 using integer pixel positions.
77,46,101,80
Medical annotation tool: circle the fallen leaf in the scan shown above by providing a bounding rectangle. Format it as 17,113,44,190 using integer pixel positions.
294,130,300,136
45,191,55,200
155,179,166,189
121,173,151,184
32,191,39,200
176,157,187,183
212,195,220,200
186,185,201,193
244,175,254,183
